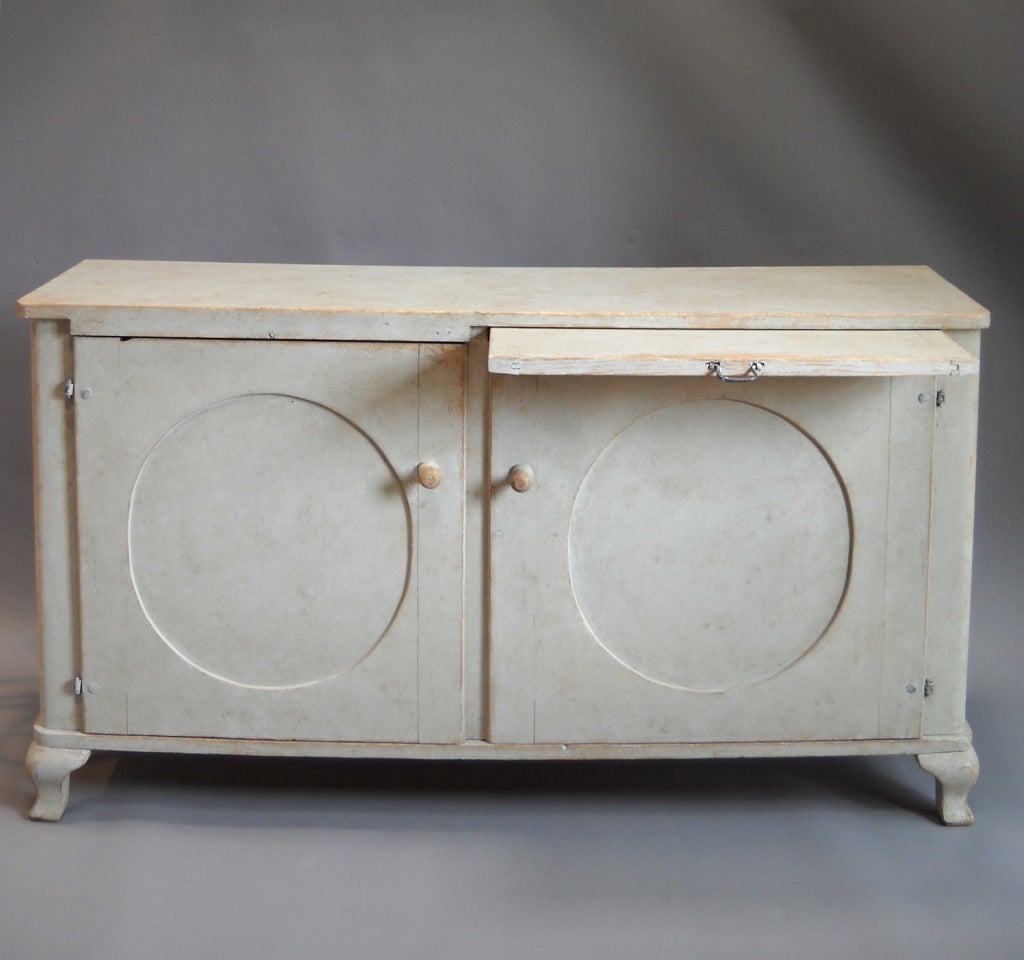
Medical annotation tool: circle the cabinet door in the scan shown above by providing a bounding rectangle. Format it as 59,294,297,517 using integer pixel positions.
489,370,938,745
73,338,464,743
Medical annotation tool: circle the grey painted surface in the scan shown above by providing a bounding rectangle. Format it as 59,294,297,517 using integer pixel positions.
72,337,466,742
1,2,1022,957
489,373,926,744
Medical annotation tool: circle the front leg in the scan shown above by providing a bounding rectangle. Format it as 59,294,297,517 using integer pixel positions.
25,742,92,821
917,747,979,826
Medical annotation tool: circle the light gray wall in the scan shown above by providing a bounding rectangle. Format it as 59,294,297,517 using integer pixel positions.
1,3,1022,956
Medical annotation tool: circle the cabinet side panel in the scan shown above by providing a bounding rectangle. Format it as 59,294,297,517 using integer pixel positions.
416,343,467,743
923,332,980,736
31,319,80,731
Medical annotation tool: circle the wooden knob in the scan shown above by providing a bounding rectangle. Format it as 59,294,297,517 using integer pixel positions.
508,464,534,493
417,460,442,489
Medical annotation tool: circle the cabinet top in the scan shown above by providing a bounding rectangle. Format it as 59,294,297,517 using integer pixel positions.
18,260,989,340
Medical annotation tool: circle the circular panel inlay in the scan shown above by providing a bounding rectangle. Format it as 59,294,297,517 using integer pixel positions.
129,394,410,688
568,400,851,692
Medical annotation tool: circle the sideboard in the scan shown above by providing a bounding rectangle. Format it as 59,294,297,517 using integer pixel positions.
18,261,987,823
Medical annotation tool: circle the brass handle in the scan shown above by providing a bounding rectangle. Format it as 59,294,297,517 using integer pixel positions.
417,460,442,489
707,360,764,383
508,464,534,493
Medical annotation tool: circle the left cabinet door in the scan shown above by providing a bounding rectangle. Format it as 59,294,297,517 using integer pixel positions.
72,337,465,743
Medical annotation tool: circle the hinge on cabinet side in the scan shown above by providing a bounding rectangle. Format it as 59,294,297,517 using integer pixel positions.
63,379,75,399
936,389,946,408
924,678,935,698
73,676,83,696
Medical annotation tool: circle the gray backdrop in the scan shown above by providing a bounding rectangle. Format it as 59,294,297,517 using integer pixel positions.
1,2,1021,957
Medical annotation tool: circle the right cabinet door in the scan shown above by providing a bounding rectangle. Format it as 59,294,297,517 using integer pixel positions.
489,366,944,745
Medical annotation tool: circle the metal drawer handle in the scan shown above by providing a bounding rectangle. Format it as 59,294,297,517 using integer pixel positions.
707,360,764,383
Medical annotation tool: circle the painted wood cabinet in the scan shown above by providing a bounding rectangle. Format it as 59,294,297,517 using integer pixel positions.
19,261,987,824
73,337,465,743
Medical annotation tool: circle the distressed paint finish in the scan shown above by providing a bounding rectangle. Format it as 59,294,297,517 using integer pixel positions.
878,376,937,738
415,343,468,743
917,747,980,825
488,373,541,744
922,330,981,738
488,328,979,377
30,320,81,733
20,262,984,823
489,375,931,744
33,721,972,760
462,332,491,740
18,261,989,339
72,338,465,743
25,742,90,821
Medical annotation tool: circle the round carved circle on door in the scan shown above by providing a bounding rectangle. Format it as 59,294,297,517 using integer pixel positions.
128,394,411,689
568,399,852,692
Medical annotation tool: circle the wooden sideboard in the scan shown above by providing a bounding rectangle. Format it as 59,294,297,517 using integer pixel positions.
19,261,987,823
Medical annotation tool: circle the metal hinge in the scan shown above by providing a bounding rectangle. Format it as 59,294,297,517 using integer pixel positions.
63,379,75,399
924,678,935,698
73,676,83,696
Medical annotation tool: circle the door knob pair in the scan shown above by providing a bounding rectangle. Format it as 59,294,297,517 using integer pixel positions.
417,461,534,492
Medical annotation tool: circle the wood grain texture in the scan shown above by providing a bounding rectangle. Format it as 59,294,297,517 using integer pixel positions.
17,261,989,339
488,328,980,377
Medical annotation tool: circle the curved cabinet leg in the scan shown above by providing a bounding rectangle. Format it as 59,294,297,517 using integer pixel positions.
25,742,92,822
917,747,979,826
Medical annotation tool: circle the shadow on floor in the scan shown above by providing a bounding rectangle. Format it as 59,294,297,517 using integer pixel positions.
45,749,937,828
1,679,939,827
